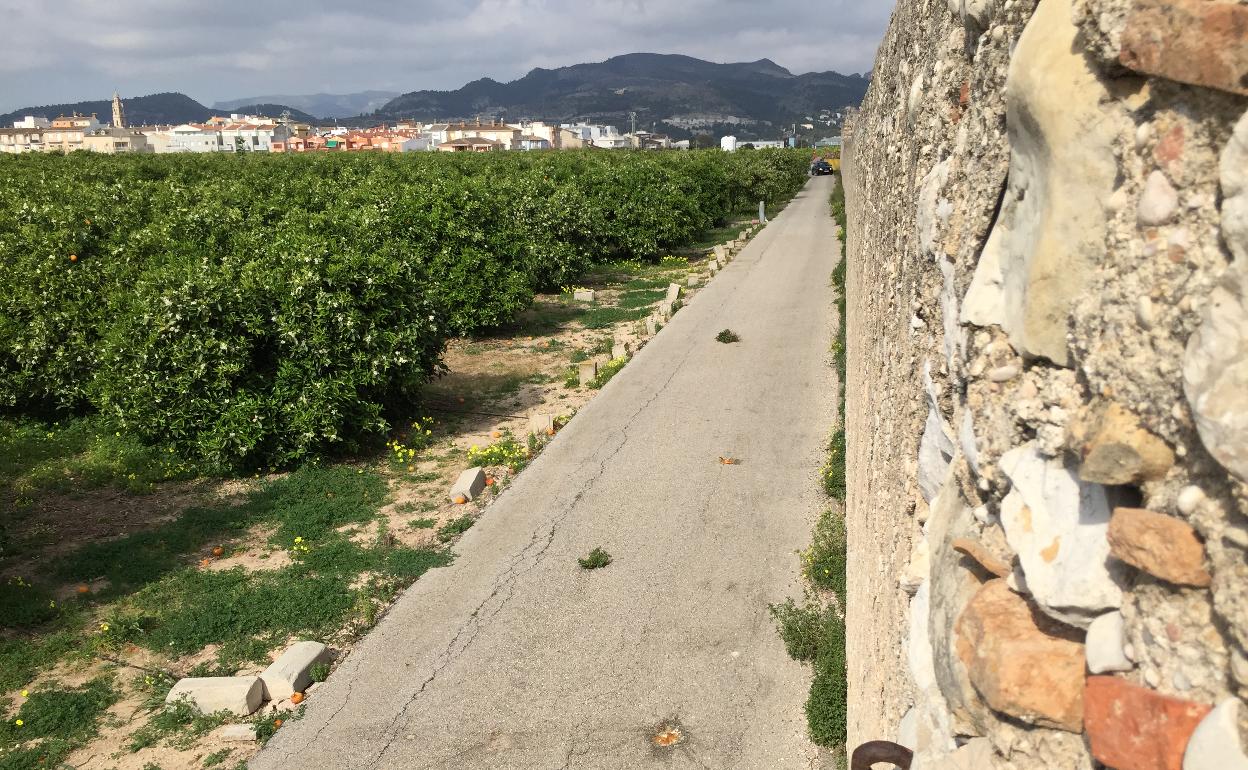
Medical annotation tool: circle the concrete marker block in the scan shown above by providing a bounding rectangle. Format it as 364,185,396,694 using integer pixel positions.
578,360,598,385
529,413,555,435
166,677,264,716
215,724,259,742
260,641,333,700
449,467,487,502
573,289,595,302
687,276,700,288
645,316,659,336
665,283,682,304
611,342,630,360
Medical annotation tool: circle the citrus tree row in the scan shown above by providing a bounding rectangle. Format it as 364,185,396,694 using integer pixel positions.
0,149,809,470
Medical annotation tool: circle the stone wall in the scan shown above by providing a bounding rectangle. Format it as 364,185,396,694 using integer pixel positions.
842,0,1247,766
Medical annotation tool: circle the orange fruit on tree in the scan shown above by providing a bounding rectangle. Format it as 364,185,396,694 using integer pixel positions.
69,254,78,262
290,692,305,704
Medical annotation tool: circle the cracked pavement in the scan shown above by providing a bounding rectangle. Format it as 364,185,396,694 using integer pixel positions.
250,175,839,769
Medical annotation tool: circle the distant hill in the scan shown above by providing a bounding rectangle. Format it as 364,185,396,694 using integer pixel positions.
0,92,317,127
0,92,216,127
213,91,398,118
222,104,321,124
376,53,868,136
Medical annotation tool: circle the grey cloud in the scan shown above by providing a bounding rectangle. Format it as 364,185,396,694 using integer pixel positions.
0,0,892,113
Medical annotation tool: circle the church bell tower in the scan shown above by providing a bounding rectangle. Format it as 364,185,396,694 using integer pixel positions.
111,91,125,128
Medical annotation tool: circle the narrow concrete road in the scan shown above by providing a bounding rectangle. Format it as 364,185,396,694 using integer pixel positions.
253,176,839,769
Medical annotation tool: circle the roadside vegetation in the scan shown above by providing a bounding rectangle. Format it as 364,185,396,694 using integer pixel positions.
0,149,806,766
772,167,849,760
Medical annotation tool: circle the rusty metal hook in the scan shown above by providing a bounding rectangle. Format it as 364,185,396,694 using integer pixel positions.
851,740,914,770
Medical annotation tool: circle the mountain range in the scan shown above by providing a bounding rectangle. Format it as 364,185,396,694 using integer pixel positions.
376,54,867,134
1,54,868,138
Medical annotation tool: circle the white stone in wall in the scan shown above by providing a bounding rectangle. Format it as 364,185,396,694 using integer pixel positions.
1184,698,1248,770
908,75,926,124
908,581,938,693
1221,110,1248,263
999,442,1125,627
1086,611,1132,674
1183,261,1248,481
897,706,918,750
1138,170,1179,226
900,536,930,595
918,364,957,502
962,0,994,28
959,410,980,475
970,0,1119,366
940,258,963,370
916,160,951,257
962,219,1007,328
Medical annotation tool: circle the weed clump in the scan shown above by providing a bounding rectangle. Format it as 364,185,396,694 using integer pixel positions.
769,598,845,746
578,548,612,570
715,329,741,344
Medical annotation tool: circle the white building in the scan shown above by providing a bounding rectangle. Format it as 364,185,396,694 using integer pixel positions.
143,115,289,153
721,135,738,152
153,124,224,153
561,122,629,149
13,116,50,129
217,119,290,152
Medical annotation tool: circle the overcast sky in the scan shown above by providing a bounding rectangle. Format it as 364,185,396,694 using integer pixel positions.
0,0,894,113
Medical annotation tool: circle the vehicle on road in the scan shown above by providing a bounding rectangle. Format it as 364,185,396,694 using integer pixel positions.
810,159,834,176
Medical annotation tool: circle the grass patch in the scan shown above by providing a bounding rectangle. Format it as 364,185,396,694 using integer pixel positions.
203,749,232,767
820,429,846,500
0,417,201,500
577,548,612,570
436,516,475,544
579,306,649,330
0,628,86,691
616,289,666,310
129,698,229,752
715,329,741,344
1,463,452,676
0,676,120,766
407,518,437,529
0,576,61,630
52,465,387,597
803,509,847,603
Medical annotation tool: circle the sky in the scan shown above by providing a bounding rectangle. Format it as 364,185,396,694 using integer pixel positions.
0,0,894,113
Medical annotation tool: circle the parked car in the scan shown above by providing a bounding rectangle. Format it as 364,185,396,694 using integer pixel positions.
810,159,834,176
